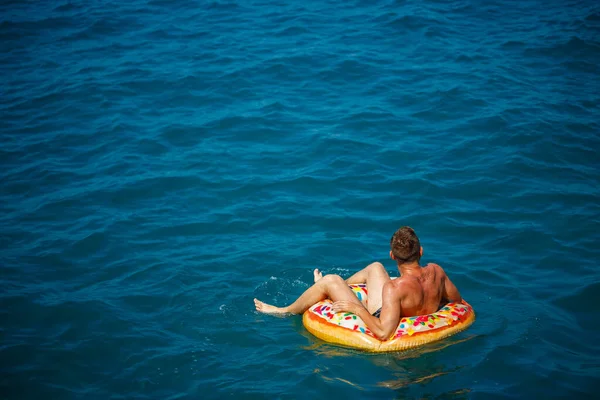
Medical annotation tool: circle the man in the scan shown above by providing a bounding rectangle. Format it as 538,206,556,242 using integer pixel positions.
254,226,462,341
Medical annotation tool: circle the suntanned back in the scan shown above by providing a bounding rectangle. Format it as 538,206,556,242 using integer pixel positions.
393,263,459,317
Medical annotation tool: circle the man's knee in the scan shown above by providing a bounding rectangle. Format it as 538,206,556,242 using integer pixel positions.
321,274,345,286
369,262,385,273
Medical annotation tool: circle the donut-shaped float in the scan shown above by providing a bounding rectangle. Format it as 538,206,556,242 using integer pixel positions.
302,284,475,352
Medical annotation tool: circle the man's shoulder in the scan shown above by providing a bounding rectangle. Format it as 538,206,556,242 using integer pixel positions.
426,263,446,275
388,276,418,296
384,278,407,293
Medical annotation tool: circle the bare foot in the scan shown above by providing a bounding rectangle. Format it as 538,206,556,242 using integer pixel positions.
313,268,323,283
254,298,287,314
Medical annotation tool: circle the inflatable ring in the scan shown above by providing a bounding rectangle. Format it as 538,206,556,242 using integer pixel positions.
302,284,475,352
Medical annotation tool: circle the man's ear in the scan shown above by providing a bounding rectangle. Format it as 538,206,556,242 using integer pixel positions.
389,250,395,260
420,247,423,257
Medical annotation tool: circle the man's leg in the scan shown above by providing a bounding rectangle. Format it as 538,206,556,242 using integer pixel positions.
345,261,385,284
346,262,391,314
254,274,363,315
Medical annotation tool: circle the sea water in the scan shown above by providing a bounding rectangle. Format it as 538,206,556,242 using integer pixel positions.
1,0,599,398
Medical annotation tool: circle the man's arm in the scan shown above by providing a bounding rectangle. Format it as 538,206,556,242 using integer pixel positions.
440,266,462,302
332,282,402,341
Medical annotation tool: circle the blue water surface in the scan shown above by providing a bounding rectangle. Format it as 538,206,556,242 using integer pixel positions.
2,0,599,398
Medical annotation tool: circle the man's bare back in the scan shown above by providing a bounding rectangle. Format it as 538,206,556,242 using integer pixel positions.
391,263,461,317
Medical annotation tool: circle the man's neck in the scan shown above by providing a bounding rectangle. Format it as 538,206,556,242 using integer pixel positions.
397,261,421,276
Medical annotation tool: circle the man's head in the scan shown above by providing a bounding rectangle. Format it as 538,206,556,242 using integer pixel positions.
390,226,422,264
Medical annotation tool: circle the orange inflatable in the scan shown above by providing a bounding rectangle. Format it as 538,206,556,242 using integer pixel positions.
302,284,475,352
